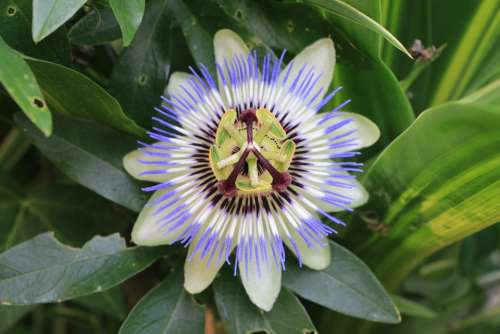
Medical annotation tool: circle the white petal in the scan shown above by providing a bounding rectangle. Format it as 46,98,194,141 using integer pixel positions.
280,38,335,101
131,188,185,246
184,242,224,294
239,250,282,311
164,71,192,98
285,232,331,270
213,29,249,89
335,112,380,149
123,148,169,183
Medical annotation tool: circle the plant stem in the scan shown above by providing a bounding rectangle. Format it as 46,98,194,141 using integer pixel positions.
0,128,31,170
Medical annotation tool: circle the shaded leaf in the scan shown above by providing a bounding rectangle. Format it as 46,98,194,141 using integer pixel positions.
359,102,500,290
0,305,34,334
0,233,164,304
0,0,71,65
0,36,51,136
25,57,145,137
214,269,316,334
119,271,205,334
15,112,147,212
283,241,400,323
109,0,145,46
0,171,129,251
391,295,437,319
109,0,172,127
32,0,86,42
68,7,121,46
75,287,127,320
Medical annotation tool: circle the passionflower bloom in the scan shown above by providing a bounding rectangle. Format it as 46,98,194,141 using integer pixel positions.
123,29,379,311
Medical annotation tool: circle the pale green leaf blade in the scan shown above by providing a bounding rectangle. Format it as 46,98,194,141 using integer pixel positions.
24,57,145,137
32,0,86,42
391,295,437,319
109,0,145,46
0,36,51,136
0,233,164,304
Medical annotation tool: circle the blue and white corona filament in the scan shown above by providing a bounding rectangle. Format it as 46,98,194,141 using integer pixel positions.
123,29,380,311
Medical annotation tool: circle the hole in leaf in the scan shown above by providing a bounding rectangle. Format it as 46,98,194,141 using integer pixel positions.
137,74,148,85
32,97,46,109
234,9,244,21
6,5,16,16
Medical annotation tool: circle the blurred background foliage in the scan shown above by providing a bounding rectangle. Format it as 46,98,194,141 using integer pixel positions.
0,0,499,333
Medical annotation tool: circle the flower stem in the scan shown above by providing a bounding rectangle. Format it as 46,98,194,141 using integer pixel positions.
0,128,31,171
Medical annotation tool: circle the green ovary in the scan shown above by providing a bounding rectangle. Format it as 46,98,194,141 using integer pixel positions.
209,108,296,195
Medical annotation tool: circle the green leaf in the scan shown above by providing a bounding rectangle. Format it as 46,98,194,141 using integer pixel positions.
24,57,145,137
291,0,412,58
0,233,164,304
0,0,71,65
283,241,400,323
391,295,437,319
68,7,121,46
75,287,127,320
32,0,86,42
358,102,500,290
458,79,500,108
15,112,147,212
0,171,129,252
109,0,172,126
0,36,51,136
119,271,205,334
109,0,145,47
214,269,316,334
0,305,34,334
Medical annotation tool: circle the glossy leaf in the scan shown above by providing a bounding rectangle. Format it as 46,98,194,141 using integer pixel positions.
32,0,86,42
119,271,204,334
68,7,121,46
25,57,145,137
109,0,145,46
214,269,316,334
15,113,147,212
358,102,500,290
109,0,172,126
0,0,71,65
291,0,411,58
0,36,51,136
0,233,164,304
283,241,400,323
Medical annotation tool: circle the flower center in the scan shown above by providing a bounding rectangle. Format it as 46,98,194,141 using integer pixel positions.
209,108,295,197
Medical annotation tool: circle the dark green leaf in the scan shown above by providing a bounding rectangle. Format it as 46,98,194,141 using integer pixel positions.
15,113,147,212
109,0,172,127
109,0,145,46
359,102,500,290
0,36,51,136
391,295,437,319
283,241,400,323
25,57,145,137
214,269,316,334
0,0,71,65
0,171,129,252
32,0,86,42
119,271,205,334
0,305,34,334
75,287,127,320
0,233,164,304
68,7,121,46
